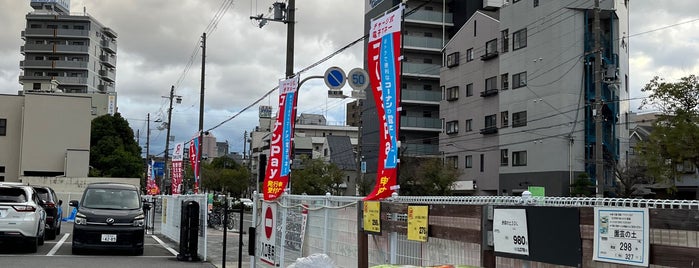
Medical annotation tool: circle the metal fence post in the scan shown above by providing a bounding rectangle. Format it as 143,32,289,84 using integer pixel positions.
279,195,288,268
323,192,331,254
250,191,258,268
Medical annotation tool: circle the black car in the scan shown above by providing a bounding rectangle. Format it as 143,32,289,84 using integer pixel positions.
69,183,150,255
32,185,63,240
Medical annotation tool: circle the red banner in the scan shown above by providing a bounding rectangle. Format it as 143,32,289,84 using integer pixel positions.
146,159,159,195
171,142,184,194
364,5,403,201
263,76,299,200
188,136,200,194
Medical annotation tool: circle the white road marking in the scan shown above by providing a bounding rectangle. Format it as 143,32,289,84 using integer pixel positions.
46,233,70,256
151,235,178,256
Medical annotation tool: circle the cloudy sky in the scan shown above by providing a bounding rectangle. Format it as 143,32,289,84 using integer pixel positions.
0,0,697,157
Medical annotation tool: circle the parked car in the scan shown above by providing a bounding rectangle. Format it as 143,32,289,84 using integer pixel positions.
0,184,46,252
70,182,150,255
32,185,63,240
240,198,253,209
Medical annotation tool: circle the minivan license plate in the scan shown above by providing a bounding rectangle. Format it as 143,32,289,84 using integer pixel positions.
101,234,117,242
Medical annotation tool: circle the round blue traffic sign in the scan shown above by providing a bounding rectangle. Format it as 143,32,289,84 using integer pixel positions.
324,67,346,89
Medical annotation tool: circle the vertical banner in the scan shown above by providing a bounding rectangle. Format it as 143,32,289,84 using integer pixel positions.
593,207,649,267
171,142,184,194
364,4,403,201
188,135,200,194
263,76,300,200
146,159,159,195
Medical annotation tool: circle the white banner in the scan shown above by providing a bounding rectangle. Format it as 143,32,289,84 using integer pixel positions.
593,207,649,267
172,142,184,161
260,202,277,265
493,209,529,255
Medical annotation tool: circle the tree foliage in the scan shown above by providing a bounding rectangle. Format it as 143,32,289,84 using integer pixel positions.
398,157,460,196
637,75,699,187
290,155,345,195
201,156,250,196
89,113,142,178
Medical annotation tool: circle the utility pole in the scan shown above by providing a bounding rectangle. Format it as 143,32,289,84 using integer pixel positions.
198,32,206,194
285,0,295,78
594,0,604,198
164,85,175,194
146,113,150,161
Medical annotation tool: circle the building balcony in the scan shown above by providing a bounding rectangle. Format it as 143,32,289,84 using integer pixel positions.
400,116,442,131
100,55,116,67
19,75,52,84
101,39,117,53
55,29,90,39
20,44,53,54
402,143,439,156
103,27,118,38
480,88,499,97
405,10,453,26
98,84,114,92
403,35,443,52
22,29,55,39
54,60,88,69
54,76,88,85
20,60,52,69
402,89,441,104
480,126,498,135
55,44,89,54
99,69,115,82
480,51,498,61
402,62,440,78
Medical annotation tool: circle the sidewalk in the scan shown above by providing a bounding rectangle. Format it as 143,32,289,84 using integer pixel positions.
150,210,253,268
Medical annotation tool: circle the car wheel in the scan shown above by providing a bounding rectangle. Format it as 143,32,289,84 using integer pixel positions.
72,246,83,255
38,232,45,246
46,228,57,240
26,237,38,253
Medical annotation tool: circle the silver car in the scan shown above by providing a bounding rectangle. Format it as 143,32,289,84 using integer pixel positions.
0,184,47,252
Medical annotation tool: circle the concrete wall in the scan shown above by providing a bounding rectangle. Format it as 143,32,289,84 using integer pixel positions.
0,94,25,181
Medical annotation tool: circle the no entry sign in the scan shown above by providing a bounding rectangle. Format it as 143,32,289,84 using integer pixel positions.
260,202,277,265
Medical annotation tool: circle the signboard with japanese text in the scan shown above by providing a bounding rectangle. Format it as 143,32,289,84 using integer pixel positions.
146,159,159,195
171,142,184,194
593,207,649,267
188,135,200,193
363,201,381,234
107,95,116,115
259,105,272,118
364,4,403,201
407,205,429,242
493,209,530,256
263,76,299,200
260,202,277,265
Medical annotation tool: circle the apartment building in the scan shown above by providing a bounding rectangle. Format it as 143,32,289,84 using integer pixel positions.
19,0,117,116
440,0,630,196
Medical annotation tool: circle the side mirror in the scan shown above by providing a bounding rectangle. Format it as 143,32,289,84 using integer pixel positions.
58,200,63,206
143,203,152,210
68,200,79,207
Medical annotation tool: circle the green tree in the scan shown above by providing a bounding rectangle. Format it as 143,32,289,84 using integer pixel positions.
201,156,250,196
399,157,460,196
570,173,594,197
637,75,699,189
89,113,142,178
290,155,345,195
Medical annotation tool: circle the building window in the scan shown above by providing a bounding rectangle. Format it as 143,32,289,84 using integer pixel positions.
625,112,629,130
0,119,6,136
33,83,41,90
485,114,497,129
625,74,629,92
446,86,459,101
501,149,509,166
513,151,527,166
513,72,527,88
423,84,433,91
30,24,41,28
423,111,432,118
480,154,485,172
501,73,509,90
466,83,473,97
513,111,527,127
485,38,498,56
446,156,458,169
447,52,459,67
402,83,407,89
513,28,527,50
424,32,433,37
485,76,497,92
501,29,509,53
534,0,539,7
465,155,473,168
465,119,473,132
466,48,473,62
423,58,433,64
501,111,509,127
474,20,477,36
446,120,459,134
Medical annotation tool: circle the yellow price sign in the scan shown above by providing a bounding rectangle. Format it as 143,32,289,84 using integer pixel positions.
363,201,381,233
407,205,429,242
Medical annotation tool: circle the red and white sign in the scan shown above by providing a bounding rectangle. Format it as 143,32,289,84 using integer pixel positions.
260,202,277,265
171,142,184,194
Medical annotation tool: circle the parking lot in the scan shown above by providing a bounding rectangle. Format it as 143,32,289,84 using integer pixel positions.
0,210,254,268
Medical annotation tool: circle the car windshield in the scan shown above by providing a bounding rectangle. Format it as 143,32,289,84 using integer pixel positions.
0,188,27,203
35,188,50,201
82,188,140,209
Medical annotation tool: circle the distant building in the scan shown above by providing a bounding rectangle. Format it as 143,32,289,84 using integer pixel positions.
19,0,118,117
0,93,92,181
216,141,229,158
346,100,361,127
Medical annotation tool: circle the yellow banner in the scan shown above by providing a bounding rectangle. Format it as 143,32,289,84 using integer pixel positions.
407,205,429,242
363,201,381,233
